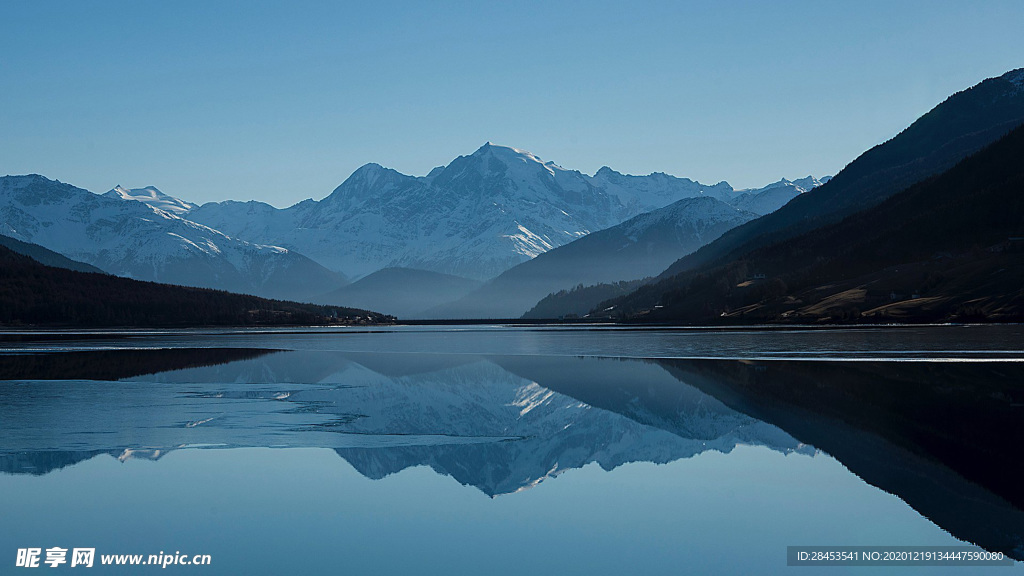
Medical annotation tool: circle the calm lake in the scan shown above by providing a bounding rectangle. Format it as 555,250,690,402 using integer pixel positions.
1,325,1022,574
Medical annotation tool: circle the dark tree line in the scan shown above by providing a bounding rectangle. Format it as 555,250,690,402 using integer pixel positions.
0,247,393,327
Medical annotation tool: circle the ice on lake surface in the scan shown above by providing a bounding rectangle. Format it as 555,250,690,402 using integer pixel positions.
0,325,1021,574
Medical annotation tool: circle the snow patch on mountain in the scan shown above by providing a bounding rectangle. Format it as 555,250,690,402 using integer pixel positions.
617,195,758,245
425,194,761,319
0,175,344,300
502,223,563,258
105,185,197,215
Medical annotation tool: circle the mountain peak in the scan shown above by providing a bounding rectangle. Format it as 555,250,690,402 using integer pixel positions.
471,142,547,165
104,185,195,215
343,162,393,182
342,163,406,185
354,162,385,172
111,184,162,197
791,175,826,191
324,162,417,206
472,141,502,155
3,174,52,187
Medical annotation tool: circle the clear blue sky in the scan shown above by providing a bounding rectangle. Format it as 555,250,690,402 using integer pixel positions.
2,1,1023,207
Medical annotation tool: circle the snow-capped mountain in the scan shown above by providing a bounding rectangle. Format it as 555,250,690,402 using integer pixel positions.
587,166,734,215
184,143,821,281
727,176,829,215
105,185,197,215
427,196,759,319
0,175,345,300
187,144,622,280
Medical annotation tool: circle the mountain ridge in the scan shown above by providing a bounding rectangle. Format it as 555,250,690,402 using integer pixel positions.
0,174,346,301
659,68,1024,280
181,143,821,281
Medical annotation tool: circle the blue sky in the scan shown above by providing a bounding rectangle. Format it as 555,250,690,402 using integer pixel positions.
2,1,1023,207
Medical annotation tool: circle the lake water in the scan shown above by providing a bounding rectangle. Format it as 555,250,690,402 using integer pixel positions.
1,325,1021,574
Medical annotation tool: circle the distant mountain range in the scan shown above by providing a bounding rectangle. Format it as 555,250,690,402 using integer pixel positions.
184,143,817,282
4,68,1021,323
0,175,345,301
426,196,761,319
1,144,820,318
198,150,818,318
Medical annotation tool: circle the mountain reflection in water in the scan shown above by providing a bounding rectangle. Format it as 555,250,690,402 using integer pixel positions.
0,346,1020,559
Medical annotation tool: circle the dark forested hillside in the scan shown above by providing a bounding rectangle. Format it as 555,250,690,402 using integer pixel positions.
0,246,391,327
523,280,647,319
0,234,104,273
595,121,1024,324
658,68,1024,279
